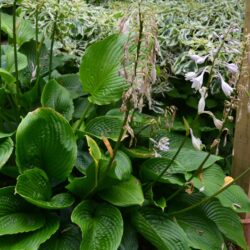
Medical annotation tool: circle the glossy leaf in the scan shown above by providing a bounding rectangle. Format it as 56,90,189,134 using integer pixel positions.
0,215,59,250
175,211,224,250
0,137,14,170
71,200,123,250
85,116,123,141
16,108,77,184
79,34,127,105
0,186,45,235
192,165,250,212
99,176,144,207
16,168,75,209
140,157,185,185
41,80,74,121
131,207,189,250
40,224,81,250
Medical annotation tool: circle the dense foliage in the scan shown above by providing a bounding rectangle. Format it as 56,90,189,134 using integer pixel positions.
0,0,249,250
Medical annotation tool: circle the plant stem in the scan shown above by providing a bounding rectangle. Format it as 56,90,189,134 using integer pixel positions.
13,0,21,100
35,4,39,70
48,0,60,80
0,8,2,69
73,101,91,132
169,167,250,216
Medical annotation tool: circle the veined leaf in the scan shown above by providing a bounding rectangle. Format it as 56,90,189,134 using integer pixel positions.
0,186,45,235
140,157,185,185
41,79,74,121
0,137,14,170
192,165,250,212
40,224,81,250
86,135,102,164
131,207,189,250
1,13,34,46
16,108,77,184
16,168,75,209
175,210,224,250
118,222,138,250
79,34,128,105
110,150,132,181
0,214,59,250
98,176,144,207
56,74,84,99
71,200,123,250
85,116,123,141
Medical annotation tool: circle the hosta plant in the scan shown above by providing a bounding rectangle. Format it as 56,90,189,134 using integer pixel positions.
0,2,250,250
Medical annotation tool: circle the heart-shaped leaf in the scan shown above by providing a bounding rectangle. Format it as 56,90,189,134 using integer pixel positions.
0,137,14,170
79,34,128,105
0,186,45,235
71,200,123,250
41,80,74,121
0,214,59,250
131,207,189,250
16,108,77,184
16,168,75,209
98,176,144,207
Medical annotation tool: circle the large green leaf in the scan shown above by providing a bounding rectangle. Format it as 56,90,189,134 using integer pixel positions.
175,211,224,250
85,116,123,141
0,214,59,250
56,74,84,99
0,68,15,84
131,207,189,250
41,79,74,121
1,13,34,46
192,165,250,212
16,168,75,209
140,157,185,185
0,137,14,170
98,176,144,207
71,200,123,250
4,46,28,73
79,34,127,105
40,224,81,250
16,108,77,184
0,186,45,235
162,149,222,172
179,193,247,249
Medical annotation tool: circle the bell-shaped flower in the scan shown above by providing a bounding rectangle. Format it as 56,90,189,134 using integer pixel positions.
185,72,197,81
201,111,223,130
191,68,206,91
198,87,208,114
226,63,238,74
190,54,209,64
219,74,234,97
190,128,203,151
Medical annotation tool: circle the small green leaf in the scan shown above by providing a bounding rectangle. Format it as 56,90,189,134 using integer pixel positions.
98,176,144,207
71,200,123,250
121,146,154,159
0,186,45,235
80,34,128,105
110,150,132,181
85,116,123,141
16,168,75,209
0,137,14,170
86,135,102,164
131,207,190,250
16,108,77,184
41,80,74,121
